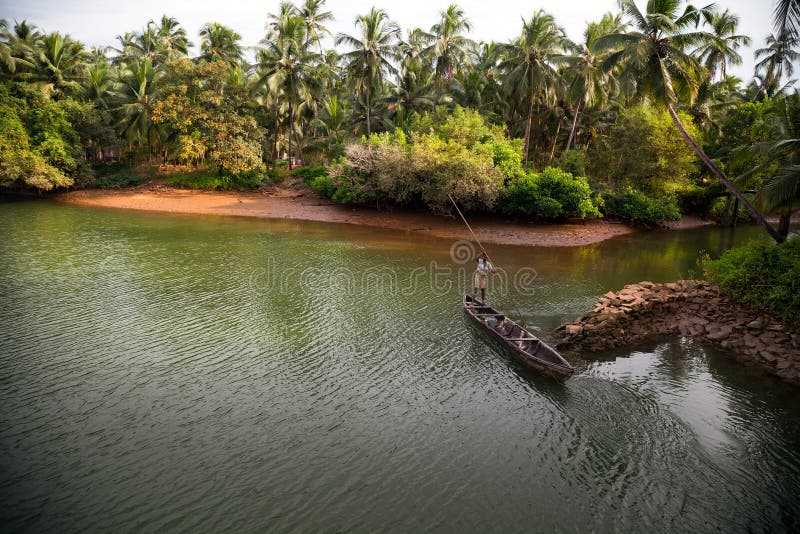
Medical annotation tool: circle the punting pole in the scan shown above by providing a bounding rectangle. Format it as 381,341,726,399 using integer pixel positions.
447,194,528,329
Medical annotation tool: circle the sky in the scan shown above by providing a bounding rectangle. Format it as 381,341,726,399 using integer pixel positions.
0,0,779,82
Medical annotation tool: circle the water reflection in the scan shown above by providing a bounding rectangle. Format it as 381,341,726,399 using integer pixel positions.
0,200,798,533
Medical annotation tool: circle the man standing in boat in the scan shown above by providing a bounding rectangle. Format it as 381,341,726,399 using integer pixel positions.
472,252,496,304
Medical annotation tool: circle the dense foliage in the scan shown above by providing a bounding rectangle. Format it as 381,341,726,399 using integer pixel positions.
0,1,798,234
703,237,800,327
0,82,89,190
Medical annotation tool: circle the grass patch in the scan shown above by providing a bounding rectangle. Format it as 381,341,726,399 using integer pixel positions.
703,236,800,327
92,166,142,188
167,170,264,191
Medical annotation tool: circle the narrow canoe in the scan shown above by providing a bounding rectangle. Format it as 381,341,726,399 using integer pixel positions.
463,294,574,381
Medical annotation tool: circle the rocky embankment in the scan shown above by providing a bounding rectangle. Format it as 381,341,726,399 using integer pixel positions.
555,280,800,386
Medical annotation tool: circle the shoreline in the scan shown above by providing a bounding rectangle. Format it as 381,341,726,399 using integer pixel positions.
55,184,644,247
555,280,800,386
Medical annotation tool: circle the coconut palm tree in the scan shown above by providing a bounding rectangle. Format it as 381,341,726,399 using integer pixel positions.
256,13,321,164
112,57,164,159
82,54,115,107
755,33,799,94
335,7,400,136
695,8,750,80
752,91,800,240
597,0,783,242
423,4,474,88
199,23,243,65
0,20,17,73
1,20,42,75
153,16,191,61
300,0,334,52
560,12,626,152
499,10,566,165
311,95,352,156
773,0,800,40
33,32,90,94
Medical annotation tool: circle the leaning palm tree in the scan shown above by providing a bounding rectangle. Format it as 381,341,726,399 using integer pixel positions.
199,22,243,65
335,7,400,136
597,0,783,242
695,8,750,80
500,10,566,165
423,4,474,88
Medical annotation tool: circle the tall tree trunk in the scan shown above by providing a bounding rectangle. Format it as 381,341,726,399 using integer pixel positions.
667,104,783,243
565,98,583,152
288,104,294,166
731,197,739,227
365,78,372,137
523,96,534,167
778,210,792,241
548,119,561,163
722,194,732,226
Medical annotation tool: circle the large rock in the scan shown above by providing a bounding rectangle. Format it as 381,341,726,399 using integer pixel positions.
553,280,800,387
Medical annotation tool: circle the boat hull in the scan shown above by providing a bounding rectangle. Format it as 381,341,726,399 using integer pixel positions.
463,295,574,381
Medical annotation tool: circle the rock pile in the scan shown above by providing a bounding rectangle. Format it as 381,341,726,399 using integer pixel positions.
554,280,800,386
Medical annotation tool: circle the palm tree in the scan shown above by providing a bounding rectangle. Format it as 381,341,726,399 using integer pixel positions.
82,54,115,107
34,32,89,94
695,8,750,80
500,10,566,165
112,57,163,160
423,4,474,88
755,33,799,94
336,8,400,136
561,12,625,152
311,95,352,156
1,20,42,75
256,13,321,164
597,0,783,242
0,20,17,73
753,91,800,240
153,16,191,61
199,22,243,65
300,0,334,52
773,0,800,40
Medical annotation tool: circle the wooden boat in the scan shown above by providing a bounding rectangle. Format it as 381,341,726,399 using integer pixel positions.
463,294,574,381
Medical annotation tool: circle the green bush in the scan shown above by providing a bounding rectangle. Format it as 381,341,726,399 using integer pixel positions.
703,237,800,327
326,109,512,211
292,165,328,185
554,149,586,177
587,104,700,195
500,168,600,220
0,82,89,191
309,175,336,198
601,188,681,225
93,168,142,188
267,160,290,183
167,170,264,190
677,184,725,217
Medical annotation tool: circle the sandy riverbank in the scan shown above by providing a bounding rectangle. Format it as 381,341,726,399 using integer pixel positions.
57,185,639,247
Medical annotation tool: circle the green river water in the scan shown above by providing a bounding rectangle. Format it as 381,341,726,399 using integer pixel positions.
1,199,799,533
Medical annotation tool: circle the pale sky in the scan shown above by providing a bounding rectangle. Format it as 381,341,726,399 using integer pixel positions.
0,0,780,82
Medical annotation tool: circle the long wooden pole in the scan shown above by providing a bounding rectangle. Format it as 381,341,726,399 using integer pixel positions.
447,195,528,328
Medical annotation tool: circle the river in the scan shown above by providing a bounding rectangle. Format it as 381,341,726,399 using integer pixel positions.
1,200,798,533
